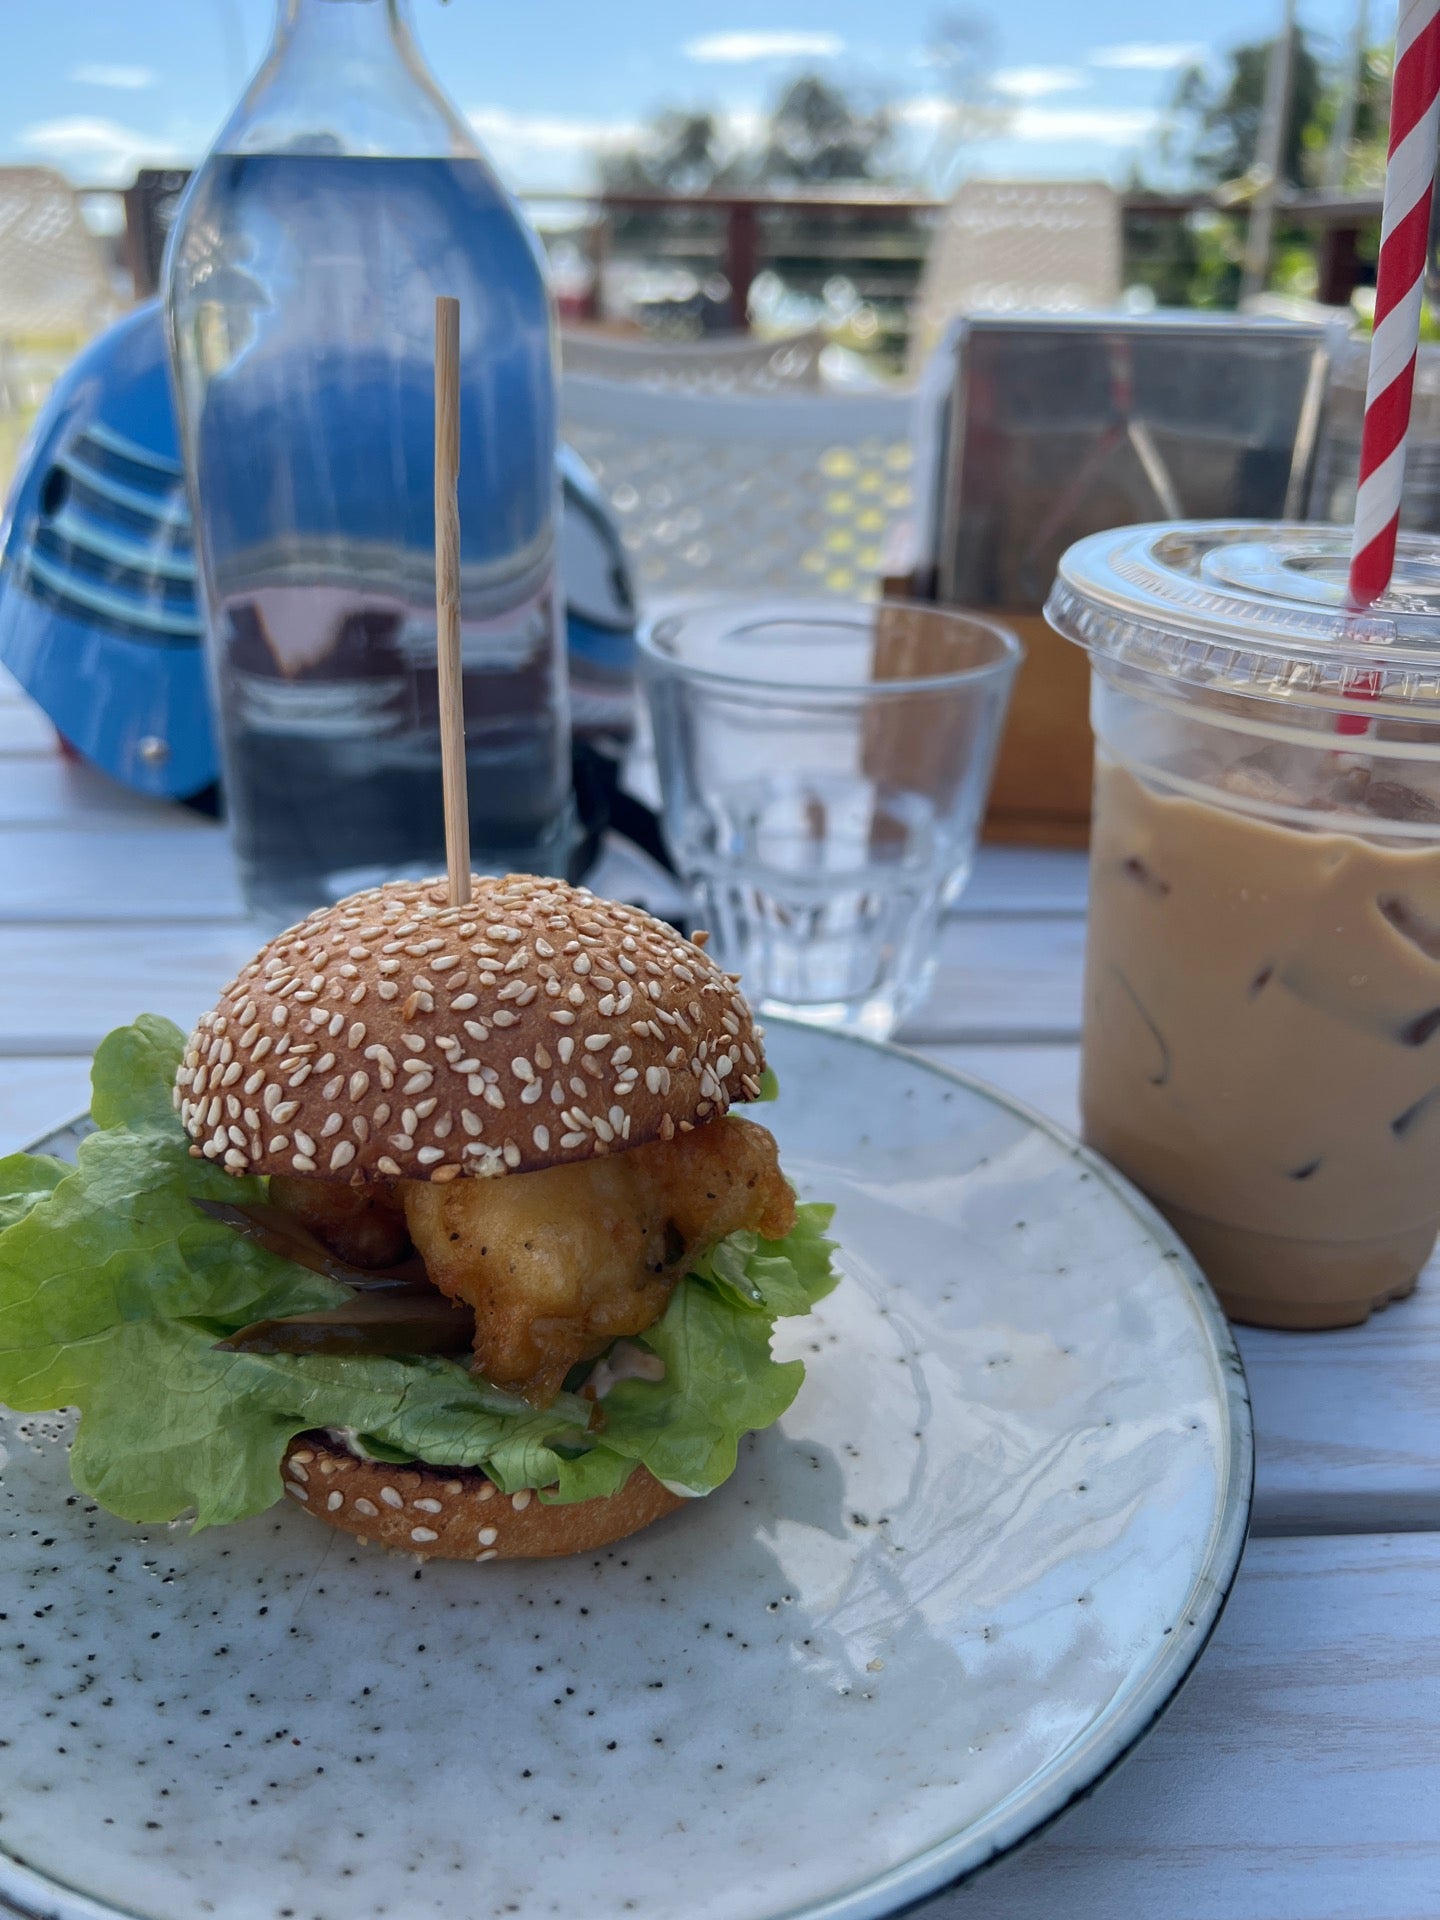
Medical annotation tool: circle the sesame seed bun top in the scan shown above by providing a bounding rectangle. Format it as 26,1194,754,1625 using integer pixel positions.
175,875,766,1186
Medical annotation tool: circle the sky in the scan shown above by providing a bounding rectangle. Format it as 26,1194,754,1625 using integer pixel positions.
0,0,1374,197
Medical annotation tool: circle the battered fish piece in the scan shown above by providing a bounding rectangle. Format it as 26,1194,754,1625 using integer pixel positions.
269,1174,411,1270
403,1114,795,1403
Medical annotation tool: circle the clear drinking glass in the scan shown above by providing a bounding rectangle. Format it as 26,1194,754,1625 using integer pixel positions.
638,600,1021,1038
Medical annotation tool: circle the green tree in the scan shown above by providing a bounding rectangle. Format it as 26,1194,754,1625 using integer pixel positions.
1169,33,1324,191
1134,27,1392,308
757,75,894,184
599,109,729,195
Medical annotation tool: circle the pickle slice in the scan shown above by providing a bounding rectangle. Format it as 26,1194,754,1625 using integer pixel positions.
215,1290,475,1357
191,1197,427,1288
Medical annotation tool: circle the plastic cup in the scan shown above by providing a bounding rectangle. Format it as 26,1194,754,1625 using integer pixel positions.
1048,523,1440,1329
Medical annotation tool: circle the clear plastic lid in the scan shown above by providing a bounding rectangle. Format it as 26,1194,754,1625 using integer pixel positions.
1046,522,1440,720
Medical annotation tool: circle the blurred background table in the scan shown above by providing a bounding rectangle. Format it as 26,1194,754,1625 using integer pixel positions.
0,662,1434,1918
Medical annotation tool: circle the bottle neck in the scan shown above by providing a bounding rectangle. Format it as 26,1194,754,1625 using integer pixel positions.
273,0,414,66
211,0,479,159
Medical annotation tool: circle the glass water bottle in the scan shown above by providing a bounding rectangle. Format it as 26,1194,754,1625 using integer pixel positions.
166,0,571,926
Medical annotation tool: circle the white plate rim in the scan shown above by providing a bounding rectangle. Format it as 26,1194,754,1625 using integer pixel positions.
0,1022,1254,1920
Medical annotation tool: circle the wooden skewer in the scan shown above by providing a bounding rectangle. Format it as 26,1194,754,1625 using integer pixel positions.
433,294,470,908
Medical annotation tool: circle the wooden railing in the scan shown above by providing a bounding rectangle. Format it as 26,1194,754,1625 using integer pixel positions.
107,174,1387,324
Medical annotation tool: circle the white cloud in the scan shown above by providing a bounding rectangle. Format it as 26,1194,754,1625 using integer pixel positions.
683,31,843,64
1011,105,1161,142
468,108,642,156
1088,43,1205,71
894,95,957,129
467,107,644,185
895,94,1158,145
19,116,179,184
69,63,156,90
993,67,1086,100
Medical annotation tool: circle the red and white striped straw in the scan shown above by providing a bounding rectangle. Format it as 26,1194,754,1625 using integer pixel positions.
1349,0,1440,608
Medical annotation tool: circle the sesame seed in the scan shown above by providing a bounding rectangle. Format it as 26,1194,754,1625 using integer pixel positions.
461,1110,482,1136
294,1130,316,1156
390,1133,414,1152
380,1486,404,1509
479,1481,497,1500
491,1009,519,1028
376,1156,402,1177
286,1482,309,1501
327,1491,344,1512
560,1131,585,1149
511,1489,532,1511
410,1527,439,1544
483,1085,506,1110
292,1153,317,1173
502,1140,521,1168
417,1146,446,1166
402,1035,426,1053
321,1112,343,1137
533,1125,550,1150
476,1548,499,1563
354,1498,378,1517
558,1036,575,1064
584,1033,611,1052
612,1046,632,1066
511,1058,535,1081
329,1141,356,1171
323,1075,344,1101
350,1071,369,1099
478,1526,499,1546
413,1497,443,1513
268,1135,289,1153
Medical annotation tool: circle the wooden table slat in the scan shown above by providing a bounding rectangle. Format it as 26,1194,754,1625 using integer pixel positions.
924,1531,1440,1919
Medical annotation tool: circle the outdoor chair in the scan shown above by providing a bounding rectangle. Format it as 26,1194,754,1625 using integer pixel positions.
908,179,1122,375
0,168,114,417
559,327,827,395
559,373,916,604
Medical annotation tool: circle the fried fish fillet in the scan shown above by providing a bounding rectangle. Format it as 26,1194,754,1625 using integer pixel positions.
403,1114,795,1403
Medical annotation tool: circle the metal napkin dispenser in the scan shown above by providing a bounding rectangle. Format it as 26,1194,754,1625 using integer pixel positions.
935,313,1330,608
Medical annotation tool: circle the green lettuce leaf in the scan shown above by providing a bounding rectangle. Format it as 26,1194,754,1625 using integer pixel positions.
0,1018,840,1530
0,1153,68,1232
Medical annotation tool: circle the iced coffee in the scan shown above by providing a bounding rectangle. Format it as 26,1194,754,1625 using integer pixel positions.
1048,523,1440,1328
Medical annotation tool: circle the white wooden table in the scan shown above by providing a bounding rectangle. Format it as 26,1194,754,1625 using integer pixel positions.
0,670,1435,1916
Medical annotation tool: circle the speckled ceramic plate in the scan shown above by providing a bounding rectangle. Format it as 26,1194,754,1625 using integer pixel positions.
0,1021,1251,1920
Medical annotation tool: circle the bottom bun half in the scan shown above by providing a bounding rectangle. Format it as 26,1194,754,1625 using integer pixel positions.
281,1432,688,1561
